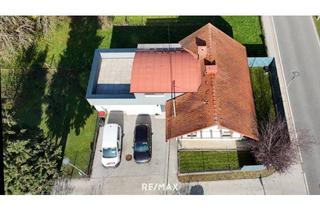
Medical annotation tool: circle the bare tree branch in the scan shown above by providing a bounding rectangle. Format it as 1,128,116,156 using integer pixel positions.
248,117,315,173
0,16,55,63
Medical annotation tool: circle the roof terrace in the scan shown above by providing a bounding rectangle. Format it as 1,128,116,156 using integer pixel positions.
86,49,136,99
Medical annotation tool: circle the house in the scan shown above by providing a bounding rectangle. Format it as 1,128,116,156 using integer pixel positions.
86,23,258,148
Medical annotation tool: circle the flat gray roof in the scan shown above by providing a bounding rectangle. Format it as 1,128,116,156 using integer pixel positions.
95,51,135,94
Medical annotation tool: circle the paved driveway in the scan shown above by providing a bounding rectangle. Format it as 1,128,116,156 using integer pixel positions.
89,111,169,194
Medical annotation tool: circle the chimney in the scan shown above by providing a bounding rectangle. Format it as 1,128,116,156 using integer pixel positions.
198,46,207,60
205,64,218,75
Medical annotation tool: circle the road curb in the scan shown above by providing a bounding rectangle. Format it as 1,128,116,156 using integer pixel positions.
163,138,171,195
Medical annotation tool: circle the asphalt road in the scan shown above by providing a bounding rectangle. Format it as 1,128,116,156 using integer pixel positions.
273,16,320,194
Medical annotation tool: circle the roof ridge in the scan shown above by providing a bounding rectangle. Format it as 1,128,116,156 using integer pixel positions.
208,24,213,53
207,25,219,124
211,74,218,123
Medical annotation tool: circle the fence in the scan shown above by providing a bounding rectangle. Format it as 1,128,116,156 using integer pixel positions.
177,149,273,182
86,115,100,177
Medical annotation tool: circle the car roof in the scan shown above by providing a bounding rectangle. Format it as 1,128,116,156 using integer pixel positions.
135,124,148,142
102,124,119,148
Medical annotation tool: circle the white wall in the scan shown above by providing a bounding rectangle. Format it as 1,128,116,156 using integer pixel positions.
94,104,162,115
89,93,184,115
181,125,243,140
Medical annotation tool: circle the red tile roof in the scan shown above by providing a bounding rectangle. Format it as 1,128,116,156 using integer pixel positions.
166,23,259,140
130,50,201,93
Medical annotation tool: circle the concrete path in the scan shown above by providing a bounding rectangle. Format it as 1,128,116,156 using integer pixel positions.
262,16,320,194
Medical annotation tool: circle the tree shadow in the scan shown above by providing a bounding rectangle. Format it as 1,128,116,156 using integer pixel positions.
107,111,124,132
110,16,266,56
189,184,204,195
135,114,152,127
13,44,49,129
244,43,267,57
251,67,277,127
45,17,103,168
110,16,233,48
237,150,257,167
268,60,285,119
135,114,152,136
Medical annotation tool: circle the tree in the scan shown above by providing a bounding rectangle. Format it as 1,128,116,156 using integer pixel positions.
0,16,55,63
249,117,312,173
0,17,35,63
0,68,4,195
2,101,62,194
3,126,62,194
98,16,114,29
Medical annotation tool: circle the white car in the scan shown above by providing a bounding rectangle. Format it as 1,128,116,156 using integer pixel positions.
101,123,122,167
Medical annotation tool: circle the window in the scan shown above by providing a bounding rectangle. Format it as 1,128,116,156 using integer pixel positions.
160,105,165,112
117,127,120,140
187,132,197,138
102,148,117,158
201,130,212,138
221,130,232,137
134,142,149,152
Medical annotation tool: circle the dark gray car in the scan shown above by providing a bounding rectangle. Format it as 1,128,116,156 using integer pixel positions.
133,124,152,163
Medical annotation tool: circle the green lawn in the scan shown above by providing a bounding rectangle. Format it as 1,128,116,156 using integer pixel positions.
110,16,263,44
4,16,265,178
250,67,276,125
223,16,263,44
313,16,320,37
62,113,97,177
112,16,176,25
179,150,256,173
108,16,265,56
36,18,71,68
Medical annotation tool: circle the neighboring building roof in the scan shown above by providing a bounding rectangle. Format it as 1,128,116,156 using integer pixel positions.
130,50,201,93
166,23,259,140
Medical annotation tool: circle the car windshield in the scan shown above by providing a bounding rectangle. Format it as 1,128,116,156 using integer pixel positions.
134,142,149,152
103,147,117,158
